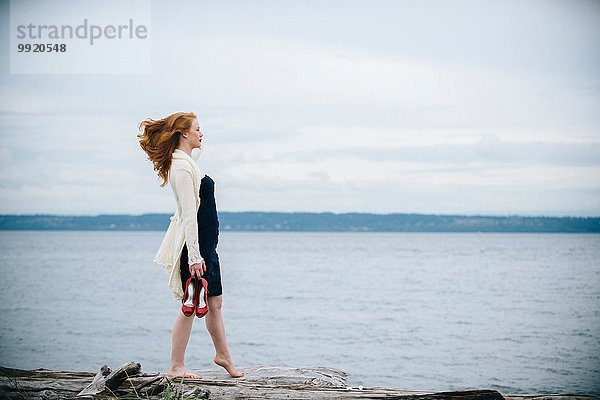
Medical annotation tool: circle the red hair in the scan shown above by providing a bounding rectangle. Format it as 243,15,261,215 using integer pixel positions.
137,112,197,187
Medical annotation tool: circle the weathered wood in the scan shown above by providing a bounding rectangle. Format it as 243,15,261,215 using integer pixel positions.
1,362,596,400
103,361,141,392
76,365,111,397
0,366,94,399
504,396,599,400
74,361,141,397
134,374,170,397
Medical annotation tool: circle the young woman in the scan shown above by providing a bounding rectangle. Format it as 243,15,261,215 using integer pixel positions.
137,112,243,379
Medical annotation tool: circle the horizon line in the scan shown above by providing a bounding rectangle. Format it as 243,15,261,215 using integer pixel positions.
1,211,599,219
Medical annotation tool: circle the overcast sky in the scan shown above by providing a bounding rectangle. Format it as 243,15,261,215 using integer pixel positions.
1,0,599,216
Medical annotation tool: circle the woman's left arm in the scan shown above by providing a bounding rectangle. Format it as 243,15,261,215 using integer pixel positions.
171,168,203,266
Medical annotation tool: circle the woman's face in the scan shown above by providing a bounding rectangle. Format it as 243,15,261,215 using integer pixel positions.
187,118,203,149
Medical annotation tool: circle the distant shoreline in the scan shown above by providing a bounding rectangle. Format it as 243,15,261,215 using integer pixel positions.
1,212,599,233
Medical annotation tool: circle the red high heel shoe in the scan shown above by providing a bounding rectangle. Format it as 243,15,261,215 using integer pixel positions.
195,277,209,318
181,276,196,317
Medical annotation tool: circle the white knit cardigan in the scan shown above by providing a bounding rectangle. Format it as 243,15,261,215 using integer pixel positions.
153,147,205,300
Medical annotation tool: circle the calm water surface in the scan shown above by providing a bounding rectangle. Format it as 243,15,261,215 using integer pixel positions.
0,231,598,394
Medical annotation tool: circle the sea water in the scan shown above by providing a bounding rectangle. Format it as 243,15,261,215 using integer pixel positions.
0,231,598,394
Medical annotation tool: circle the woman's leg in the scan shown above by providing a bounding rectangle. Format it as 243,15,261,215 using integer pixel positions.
166,311,202,378
205,295,244,378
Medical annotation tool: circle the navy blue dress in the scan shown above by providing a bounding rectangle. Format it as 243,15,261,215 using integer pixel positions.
179,175,222,297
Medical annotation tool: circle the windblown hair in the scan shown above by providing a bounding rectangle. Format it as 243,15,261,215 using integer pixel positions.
137,112,197,187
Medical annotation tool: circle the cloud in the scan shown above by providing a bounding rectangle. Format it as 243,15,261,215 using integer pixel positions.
288,137,600,167
0,1,599,216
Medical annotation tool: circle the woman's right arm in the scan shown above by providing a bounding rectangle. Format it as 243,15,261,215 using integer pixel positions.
171,169,205,274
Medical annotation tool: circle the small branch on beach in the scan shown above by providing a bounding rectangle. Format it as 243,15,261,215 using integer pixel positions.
76,364,111,397
76,361,140,397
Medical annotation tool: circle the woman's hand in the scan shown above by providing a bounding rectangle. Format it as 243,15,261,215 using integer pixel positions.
190,260,206,278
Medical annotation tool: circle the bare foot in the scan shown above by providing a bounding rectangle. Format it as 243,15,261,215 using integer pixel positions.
166,366,203,380
214,356,244,378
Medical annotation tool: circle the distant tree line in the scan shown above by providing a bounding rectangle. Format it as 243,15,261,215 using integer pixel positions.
0,212,598,232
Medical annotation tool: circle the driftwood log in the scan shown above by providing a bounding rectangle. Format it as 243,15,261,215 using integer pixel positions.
0,362,596,400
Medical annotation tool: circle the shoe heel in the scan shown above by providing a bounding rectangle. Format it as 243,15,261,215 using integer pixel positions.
181,277,196,317
195,278,209,318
